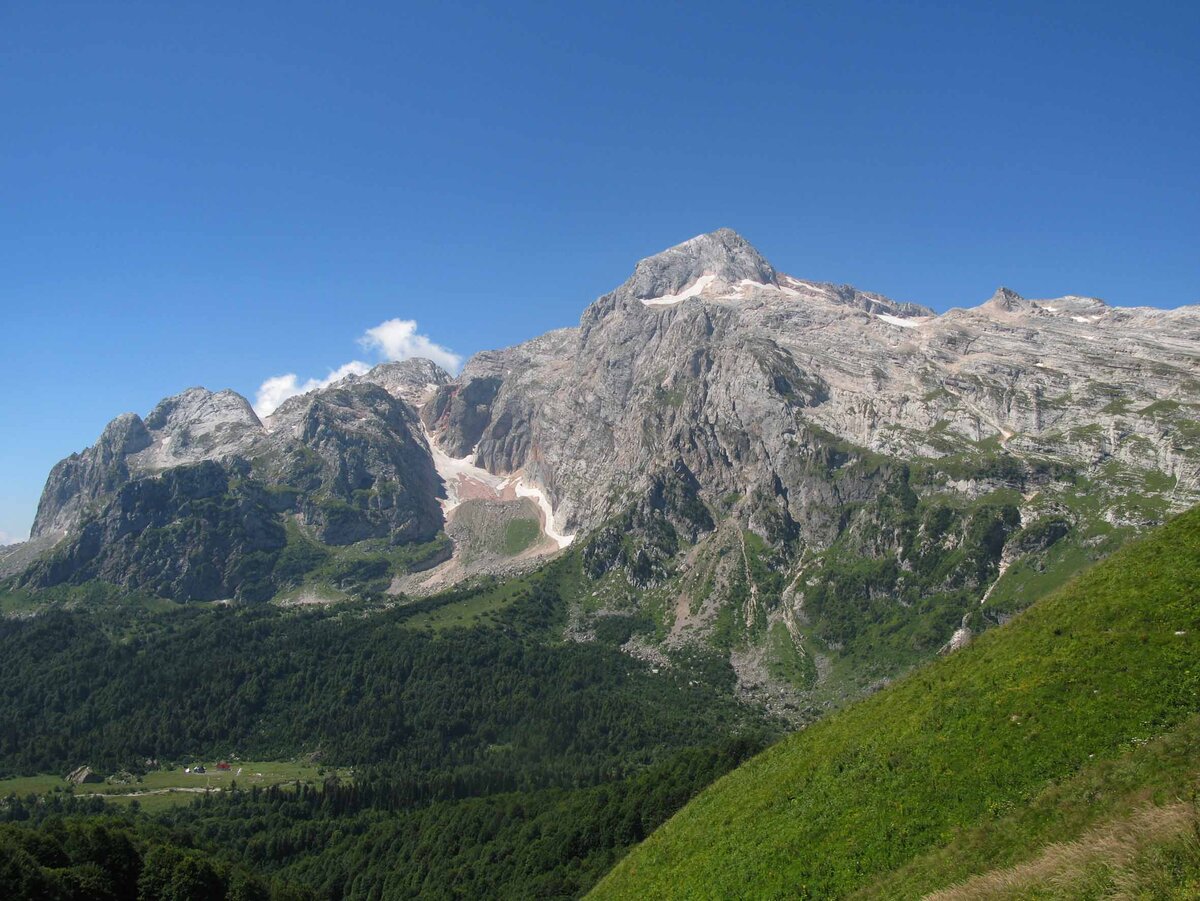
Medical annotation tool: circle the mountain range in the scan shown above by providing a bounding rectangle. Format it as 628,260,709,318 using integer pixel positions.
4,229,1200,899
6,228,1199,710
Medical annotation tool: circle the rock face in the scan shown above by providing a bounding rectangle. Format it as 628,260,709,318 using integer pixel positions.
66,766,102,785
25,461,287,601
262,380,445,545
422,230,1200,544
24,361,452,600
32,413,153,539
348,359,451,407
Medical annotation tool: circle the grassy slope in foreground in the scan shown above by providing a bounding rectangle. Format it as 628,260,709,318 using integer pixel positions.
592,506,1200,899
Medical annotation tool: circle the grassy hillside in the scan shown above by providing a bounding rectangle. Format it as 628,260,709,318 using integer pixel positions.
591,506,1200,899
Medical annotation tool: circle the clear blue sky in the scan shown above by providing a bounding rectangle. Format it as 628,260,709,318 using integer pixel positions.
2,1,1197,542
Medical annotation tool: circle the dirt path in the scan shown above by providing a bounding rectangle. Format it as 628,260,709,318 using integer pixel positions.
78,787,213,799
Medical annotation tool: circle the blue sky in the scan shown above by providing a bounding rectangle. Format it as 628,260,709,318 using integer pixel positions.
2,1,1198,541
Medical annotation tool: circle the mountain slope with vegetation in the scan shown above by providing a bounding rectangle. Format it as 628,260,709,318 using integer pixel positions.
10,231,1199,718
592,505,1200,899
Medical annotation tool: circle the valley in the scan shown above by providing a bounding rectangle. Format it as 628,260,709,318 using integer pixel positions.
2,230,1198,898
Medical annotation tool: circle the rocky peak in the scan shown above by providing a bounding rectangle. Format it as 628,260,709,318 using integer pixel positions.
359,358,452,406
981,286,1027,313
30,412,153,538
136,387,263,469
620,228,778,301
100,413,153,457
144,387,261,432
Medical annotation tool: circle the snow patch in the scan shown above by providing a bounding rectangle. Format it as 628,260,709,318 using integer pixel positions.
876,313,925,329
514,480,575,549
782,276,829,297
423,427,574,548
641,273,718,306
424,435,508,515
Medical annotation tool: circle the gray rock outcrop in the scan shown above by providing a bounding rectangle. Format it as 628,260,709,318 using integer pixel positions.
24,367,451,600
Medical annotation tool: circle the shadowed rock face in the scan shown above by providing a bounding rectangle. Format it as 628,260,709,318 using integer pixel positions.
263,381,444,545
24,461,287,601
24,360,451,600
32,412,152,538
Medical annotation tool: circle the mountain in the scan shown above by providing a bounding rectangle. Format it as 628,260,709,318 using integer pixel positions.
419,227,1200,708
591,504,1200,898
4,230,1200,899
20,367,447,601
424,228,1199,542
10,229,1200,705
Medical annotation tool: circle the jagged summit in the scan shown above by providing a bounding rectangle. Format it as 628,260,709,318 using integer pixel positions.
984,286,1025,311
355,358,451,406
622,228,778,301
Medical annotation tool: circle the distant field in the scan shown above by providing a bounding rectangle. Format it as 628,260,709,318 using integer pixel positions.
0,760,346,811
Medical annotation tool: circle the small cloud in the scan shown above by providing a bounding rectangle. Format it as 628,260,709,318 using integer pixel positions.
253,361,370,419
253,318,460,417
360,319,462,373
0,529,25,547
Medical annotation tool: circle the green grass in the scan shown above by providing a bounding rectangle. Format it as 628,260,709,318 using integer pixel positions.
982,536,1098,616
857,713,1200,897
591,505,1200,899
503,517,541,555
764,621,817,689
0,581,182,616
275,522,451,598
400,573,537,631
0,760,341,812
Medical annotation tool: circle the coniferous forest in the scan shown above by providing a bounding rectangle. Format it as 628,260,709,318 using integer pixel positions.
0,557,773,898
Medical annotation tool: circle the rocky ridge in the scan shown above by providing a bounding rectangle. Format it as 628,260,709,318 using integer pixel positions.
11,229,1200,709
417,229,1200,711
20,361,451,598
423,229,1200,541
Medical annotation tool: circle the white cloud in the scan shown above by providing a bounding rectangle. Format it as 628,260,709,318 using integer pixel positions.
253,361,371,418
0,529,25,547
359,318,463,373
253,318,461,418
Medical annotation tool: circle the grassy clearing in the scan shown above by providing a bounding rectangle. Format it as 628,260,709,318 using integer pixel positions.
400,573,538,631
591,506,1200,899
0,581,182,617
503,517,541,556
765,621,817,689
0,760,342,812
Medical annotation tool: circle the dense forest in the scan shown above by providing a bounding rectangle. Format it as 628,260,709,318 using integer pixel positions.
0,557,766,787
0,556,774,898
1,738,760,899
